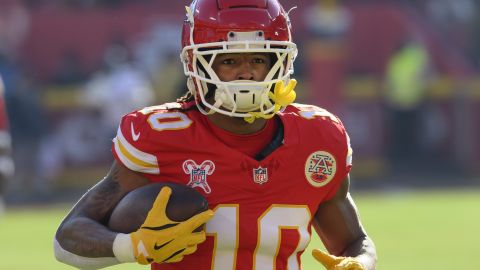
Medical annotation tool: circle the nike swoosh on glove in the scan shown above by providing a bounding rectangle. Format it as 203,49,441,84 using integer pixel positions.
130,187,214,264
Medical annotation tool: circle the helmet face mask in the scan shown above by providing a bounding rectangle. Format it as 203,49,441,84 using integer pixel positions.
181,0,298,118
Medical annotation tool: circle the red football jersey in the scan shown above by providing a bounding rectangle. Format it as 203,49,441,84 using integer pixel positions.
112,102,352,270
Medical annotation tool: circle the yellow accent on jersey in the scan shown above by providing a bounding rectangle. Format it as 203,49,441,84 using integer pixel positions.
117,140,158,170
113,127,159,174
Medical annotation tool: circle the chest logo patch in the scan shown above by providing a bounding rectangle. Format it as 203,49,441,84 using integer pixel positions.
305,151,337,187
183,160,215,194
253,166,268,185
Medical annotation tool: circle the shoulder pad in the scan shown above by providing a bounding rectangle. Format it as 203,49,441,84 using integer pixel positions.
288,103,341,124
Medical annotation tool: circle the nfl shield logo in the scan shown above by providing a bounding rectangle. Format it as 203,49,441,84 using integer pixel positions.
183,160,214,194
253,167,268,185
191,169,206,184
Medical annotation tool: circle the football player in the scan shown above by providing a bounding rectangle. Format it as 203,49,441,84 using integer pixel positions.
54,0,377,269
0,75,13,214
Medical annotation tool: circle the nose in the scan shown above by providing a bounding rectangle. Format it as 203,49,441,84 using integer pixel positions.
236,60,254,80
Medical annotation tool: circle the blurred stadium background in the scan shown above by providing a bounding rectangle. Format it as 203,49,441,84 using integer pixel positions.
0,0,479,269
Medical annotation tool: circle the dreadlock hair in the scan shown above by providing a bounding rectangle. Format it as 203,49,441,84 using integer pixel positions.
176,91,195,103
177,52,216,107
176,82,216,112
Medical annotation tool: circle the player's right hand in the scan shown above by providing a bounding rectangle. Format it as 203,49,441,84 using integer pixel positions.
312,249,365,270
129,187,214,264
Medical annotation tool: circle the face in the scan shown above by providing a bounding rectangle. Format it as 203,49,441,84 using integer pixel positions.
211,53,271,82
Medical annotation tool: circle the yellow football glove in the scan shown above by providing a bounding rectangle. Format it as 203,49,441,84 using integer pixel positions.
130,187,214,264
244,79,297,123
312,249,365,270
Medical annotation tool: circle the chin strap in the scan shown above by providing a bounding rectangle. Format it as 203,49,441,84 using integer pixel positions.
244,79,297,124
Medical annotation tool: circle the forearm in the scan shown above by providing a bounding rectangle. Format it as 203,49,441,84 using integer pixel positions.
313,177,377,270
54,162,150,269
54,239,121,270
55,166,134,257
54,217,133,270
342,235,377,270
56,217,117,257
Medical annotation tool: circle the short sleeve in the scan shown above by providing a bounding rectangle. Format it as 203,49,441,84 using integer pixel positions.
112,113,160,174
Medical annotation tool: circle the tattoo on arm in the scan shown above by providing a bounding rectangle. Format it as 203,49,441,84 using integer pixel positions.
56,162,145,257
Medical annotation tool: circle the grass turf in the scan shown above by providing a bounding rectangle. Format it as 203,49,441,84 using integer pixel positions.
1,189,479,270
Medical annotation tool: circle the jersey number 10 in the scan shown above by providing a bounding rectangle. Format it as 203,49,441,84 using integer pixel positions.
206,205,311,270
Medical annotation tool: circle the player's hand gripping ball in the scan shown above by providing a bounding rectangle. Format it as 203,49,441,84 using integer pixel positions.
312,249,365,270
109,183,214,264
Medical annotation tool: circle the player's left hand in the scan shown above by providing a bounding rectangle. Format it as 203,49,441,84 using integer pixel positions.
312,249,364,270
129,187,214,264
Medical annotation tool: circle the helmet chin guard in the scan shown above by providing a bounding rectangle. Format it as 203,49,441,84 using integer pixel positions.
181,0,298,119
214,80,271,113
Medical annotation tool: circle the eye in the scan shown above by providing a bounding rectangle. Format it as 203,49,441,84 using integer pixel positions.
252,58,265,64
222,58,235,65
251,54,270,65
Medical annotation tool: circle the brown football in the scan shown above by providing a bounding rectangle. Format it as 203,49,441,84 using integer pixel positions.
108,182,208,233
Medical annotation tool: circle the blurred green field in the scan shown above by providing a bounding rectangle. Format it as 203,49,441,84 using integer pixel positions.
1,189,479,270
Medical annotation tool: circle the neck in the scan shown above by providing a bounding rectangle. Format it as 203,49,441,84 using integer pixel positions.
206,113,268,135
